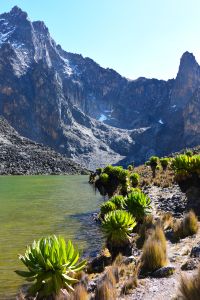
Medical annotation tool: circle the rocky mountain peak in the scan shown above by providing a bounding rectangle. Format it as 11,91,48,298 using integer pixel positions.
10,6,28,20
32,20,49,34
1,6,200,168
170,51,200,108
178,51,199,75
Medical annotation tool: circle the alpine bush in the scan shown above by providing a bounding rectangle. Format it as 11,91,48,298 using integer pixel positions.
130,173,140,187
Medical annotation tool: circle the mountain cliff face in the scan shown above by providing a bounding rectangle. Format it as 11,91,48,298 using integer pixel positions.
0,6,200,168
0,117,88,175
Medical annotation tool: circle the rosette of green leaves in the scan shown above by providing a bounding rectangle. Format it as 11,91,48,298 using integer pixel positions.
110,195,125,209
15,236,87,298
124,191,151,221
100,201,117,218
130,173,140,187
102,210,137,247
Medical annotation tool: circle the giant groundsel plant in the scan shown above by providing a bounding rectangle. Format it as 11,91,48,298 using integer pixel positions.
15,235,87,299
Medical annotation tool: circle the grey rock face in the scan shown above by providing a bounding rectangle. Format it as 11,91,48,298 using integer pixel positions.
1,7,200,168
0,117,88,175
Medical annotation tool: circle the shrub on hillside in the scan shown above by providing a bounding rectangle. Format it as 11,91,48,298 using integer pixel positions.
130,173,140,187
99,173,109,185
160,157,170,170
128,164,134,171
149,156,159,168
185,149,193,157
149,156,160,177
172,154,200,182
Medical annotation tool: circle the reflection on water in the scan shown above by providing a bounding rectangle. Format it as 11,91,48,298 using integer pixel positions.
0,175,102,299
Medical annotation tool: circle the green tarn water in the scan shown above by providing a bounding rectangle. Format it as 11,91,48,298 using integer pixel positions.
0,175,102,299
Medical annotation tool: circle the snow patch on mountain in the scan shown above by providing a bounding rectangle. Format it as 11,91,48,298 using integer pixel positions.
0,28,15,44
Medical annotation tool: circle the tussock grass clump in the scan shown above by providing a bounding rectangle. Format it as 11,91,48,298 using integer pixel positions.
95,282,116,300
70,284,89,300
141,239,167,272
121,276,138,295
136,214,155,248
120,261,139,295
104,266,119,285
173,211,198,240
153,225,167,253
140,226,167,273
113,253,124,267
183,211,199,236
161,212,174,230
95,272,116,300
178,268,200,300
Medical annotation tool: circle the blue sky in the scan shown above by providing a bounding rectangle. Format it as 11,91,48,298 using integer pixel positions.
1,0,200,80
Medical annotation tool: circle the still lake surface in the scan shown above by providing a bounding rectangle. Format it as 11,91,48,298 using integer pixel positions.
0,175,103,299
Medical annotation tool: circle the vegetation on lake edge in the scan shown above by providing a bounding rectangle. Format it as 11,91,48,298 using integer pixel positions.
16,236,87,299
16,148,200,299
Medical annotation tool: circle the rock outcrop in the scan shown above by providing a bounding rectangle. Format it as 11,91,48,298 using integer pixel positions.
0,117,88,175
1,6,200,168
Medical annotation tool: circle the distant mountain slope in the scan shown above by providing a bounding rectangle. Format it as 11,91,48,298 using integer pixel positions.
0,117,88,174
0,6,200,168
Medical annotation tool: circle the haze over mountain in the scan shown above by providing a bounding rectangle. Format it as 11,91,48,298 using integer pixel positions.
0,6,200,169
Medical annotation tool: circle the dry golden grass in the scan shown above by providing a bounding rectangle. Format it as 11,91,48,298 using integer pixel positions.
178,268,200,300
112,252,139,296
140,236,167,272
136,214,155,248
135,164,175,188
161,212,174,230
121,275,138,295
70,284,89,300
113,253,123,267
152,225,167,253
94,265,118,300
94,281,116,300
103,266,117,285
183,211,199,236
173,211,198,240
